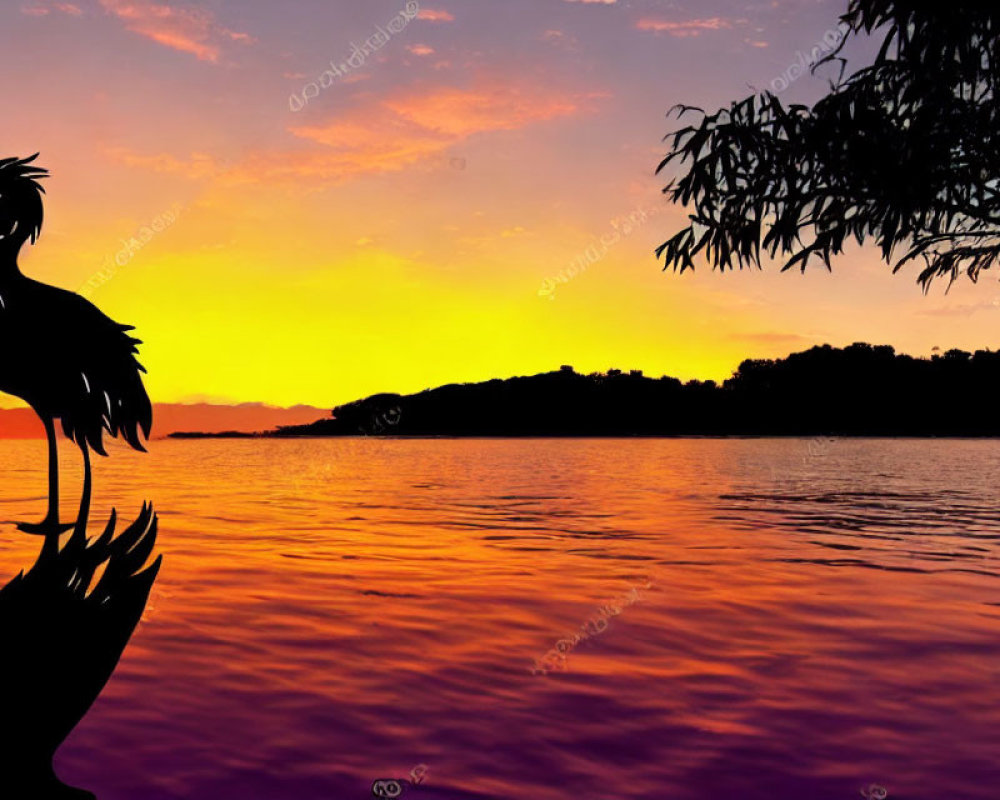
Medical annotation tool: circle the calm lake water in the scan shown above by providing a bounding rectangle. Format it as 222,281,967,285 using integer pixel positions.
0,438,997,800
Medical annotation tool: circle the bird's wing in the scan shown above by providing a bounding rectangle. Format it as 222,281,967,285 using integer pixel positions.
34,285,153,454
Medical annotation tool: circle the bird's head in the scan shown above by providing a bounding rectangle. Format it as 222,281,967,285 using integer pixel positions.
0,154,48,257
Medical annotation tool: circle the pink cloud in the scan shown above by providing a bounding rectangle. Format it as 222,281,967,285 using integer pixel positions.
104,148,231,180
21,2,82,15
294,85,596,177
541,29,580,49
21,0,83,17
98,0,254,63
636,17,733,37
380,85,585,138
113,83,601,186
417,8,454,22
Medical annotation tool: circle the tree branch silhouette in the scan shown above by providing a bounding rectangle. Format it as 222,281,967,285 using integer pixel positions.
657,1,1000,288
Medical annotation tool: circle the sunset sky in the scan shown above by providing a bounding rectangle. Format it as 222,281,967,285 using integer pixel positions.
3,0,998,409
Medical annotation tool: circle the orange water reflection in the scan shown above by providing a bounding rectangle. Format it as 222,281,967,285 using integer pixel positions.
0,438,996,799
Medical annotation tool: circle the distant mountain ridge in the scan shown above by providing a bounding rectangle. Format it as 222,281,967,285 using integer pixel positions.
170,342,1000,439
0,403,327,439
155,403,327,437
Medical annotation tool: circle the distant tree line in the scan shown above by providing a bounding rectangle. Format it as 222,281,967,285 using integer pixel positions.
268,343,1000,437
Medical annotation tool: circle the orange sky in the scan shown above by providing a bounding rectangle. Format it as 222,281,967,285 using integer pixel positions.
4,0,999,409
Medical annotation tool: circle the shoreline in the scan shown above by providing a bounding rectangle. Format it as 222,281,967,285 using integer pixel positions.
164,432,1000,440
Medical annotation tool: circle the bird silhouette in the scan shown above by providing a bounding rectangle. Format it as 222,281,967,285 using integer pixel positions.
0,154,152,535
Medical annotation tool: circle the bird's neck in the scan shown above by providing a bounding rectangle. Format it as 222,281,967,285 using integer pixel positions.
0,244,25,282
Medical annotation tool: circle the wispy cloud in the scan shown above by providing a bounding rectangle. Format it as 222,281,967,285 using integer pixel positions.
98,0,254,63
112,83,601,186
636,17,733,37
104,147,233,179
416,8,454,22
21,2,83,16
288,85,593,178
541,29,580,49
380,85,591,137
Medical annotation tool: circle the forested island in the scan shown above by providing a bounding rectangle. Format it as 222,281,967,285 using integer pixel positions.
169,343,1000,438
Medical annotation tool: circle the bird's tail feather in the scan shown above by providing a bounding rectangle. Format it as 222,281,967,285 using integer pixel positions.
60,329,153,455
